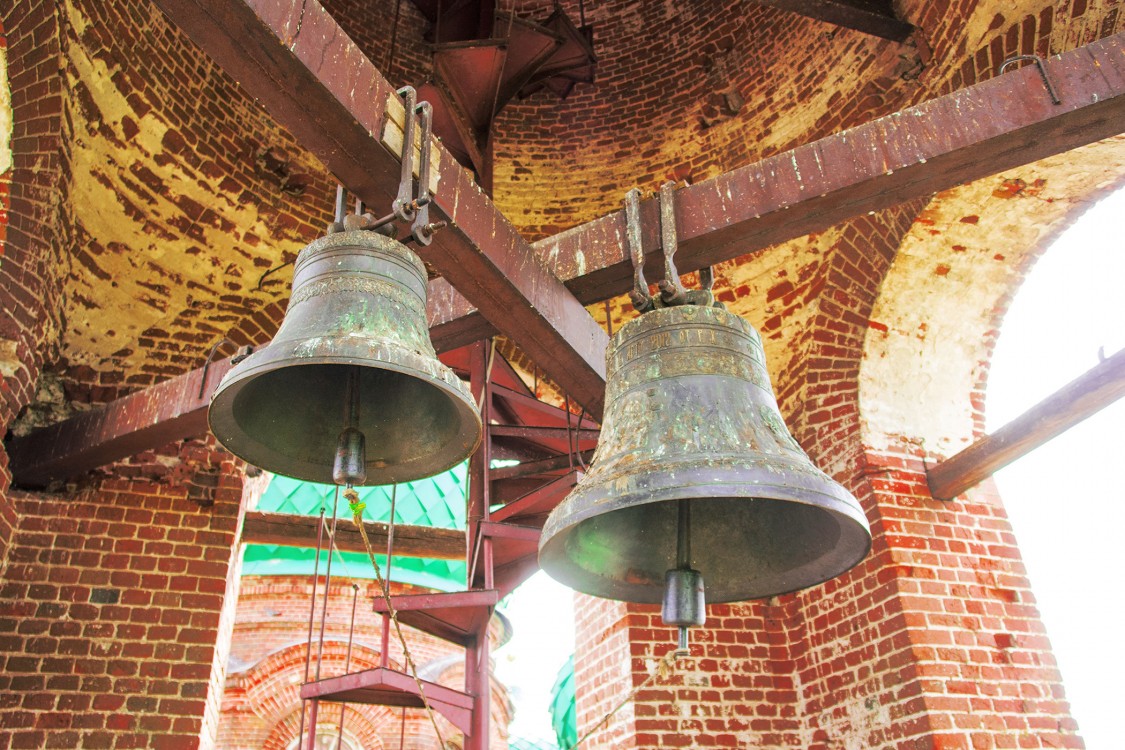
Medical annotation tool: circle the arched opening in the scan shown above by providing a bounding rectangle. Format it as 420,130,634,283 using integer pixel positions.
985,186,1125,749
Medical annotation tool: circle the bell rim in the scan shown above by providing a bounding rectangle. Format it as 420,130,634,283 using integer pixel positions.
208,346,482,485
538,473,872,604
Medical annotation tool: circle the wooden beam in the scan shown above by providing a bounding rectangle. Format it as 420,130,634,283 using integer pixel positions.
538,33,1125,305
242,510,466,560
150,0,608,417
755,0,914,42
6,358,234,489
927,348,1125,501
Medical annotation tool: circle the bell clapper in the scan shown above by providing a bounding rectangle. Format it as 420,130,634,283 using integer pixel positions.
333,367,368,487
662,500,706,658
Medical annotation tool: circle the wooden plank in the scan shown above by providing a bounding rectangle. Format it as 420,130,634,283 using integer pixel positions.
927,348,1125,500
242,510,466,560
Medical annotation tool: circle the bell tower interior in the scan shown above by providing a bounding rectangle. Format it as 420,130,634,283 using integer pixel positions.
0,0,1121,748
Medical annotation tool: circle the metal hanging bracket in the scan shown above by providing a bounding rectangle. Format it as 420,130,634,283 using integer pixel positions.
409,100,446,246
325,89,446,241
999,54,1061,105
393,86,420,222
625,188,655,313
624,183,721,314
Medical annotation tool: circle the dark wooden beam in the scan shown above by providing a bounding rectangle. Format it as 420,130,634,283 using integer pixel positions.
242,510,466,560
755,0,914,42
927,348,1125,501
150,0,608,417
538,33,1125,305
5,359,234,489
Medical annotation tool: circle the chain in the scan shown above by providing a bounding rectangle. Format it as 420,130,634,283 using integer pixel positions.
345,488,454,749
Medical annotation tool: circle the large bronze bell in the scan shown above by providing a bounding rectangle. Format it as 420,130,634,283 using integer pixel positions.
539,304,871,608
209,230,481,485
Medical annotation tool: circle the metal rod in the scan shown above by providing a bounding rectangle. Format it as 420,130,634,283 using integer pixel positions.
394,87,418,222
657,181,687,305
379,485,395,668
676,500,691,569
1000,54,1061,104
335,583,360,750
625,188,652,312
297,506,326,745
385,484,397,586
304,700,320,750
334,184,346,224
411,101,435,246
314,487,342,681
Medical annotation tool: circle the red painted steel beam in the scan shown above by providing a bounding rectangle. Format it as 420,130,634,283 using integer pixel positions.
537,33,1125,305
755,0,914,42
927,347,1125,501
150,0,608,417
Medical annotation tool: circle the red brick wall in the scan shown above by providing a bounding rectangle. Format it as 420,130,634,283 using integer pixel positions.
0,17,13,566
0,0,69,566
0,443,246,749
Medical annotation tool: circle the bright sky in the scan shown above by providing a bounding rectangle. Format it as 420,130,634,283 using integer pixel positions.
986,186,1125,749
494,571,576,745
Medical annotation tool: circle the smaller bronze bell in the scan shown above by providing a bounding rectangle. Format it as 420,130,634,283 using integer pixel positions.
539,304,871,605
208,230,481,485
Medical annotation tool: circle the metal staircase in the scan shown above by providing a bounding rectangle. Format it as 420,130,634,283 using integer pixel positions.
298,340,599,749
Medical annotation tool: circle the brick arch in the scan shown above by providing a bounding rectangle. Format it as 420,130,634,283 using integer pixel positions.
858,138,1125,460
239,640,397,726
264,702,389,750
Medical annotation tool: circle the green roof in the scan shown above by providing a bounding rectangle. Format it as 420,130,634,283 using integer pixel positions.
243,467,468,591
550,655,577,750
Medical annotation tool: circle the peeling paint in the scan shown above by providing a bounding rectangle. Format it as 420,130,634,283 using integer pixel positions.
0,42,11,176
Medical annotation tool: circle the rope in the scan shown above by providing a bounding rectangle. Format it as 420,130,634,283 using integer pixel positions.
345,488,454,749
571,650,680,749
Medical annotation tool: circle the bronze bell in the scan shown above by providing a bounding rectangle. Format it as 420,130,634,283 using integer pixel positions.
539,304,871,608
208,230,481,485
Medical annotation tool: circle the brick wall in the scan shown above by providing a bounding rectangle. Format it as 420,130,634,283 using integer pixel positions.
0,0,69,567
218,576,512,749
0,441,246,749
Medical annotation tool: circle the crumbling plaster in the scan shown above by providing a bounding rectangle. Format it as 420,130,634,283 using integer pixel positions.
1,41,11,177
859,134,1125,457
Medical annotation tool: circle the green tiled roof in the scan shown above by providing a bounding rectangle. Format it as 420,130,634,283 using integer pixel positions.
550,655,577,750
242,467,468,591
